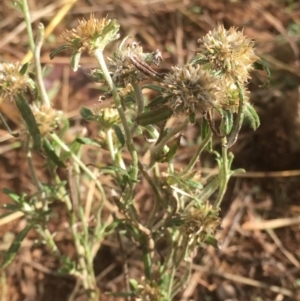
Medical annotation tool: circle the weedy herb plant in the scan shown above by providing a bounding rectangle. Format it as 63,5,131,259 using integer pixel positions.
0,1,269,300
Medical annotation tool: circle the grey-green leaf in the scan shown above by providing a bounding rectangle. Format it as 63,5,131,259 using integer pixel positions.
1,225,32,269
15,96,41,152
244,103,260,130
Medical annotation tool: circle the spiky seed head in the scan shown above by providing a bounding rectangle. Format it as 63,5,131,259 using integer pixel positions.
31,104,62,136
162,64,225,116
61,15,120,54
197,24,259,83
0,62,34,99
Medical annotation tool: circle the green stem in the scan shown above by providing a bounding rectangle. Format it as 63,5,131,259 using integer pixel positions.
54,174,72,210
25,136,43,191
178,129,212,177
93,49,138,180
214,137,230,207
20,0,35,53
226,81,245,148
34,23,51,107
131,82,144,134
138,161,163,228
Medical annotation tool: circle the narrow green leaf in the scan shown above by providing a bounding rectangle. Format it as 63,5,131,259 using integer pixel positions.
1,225,32,268
148,95,168,108
113,124,125,147
244,103,260,130
226,81,245,148
43,139,66,168
70,51,81,72
104,220,120,234
189,112,196,124
98,165,129,176
136,106,173,126
185,179,203,190
194,175,219,205
160,136,180,163
19,62,29,75
142,84,163,93
254,59,271,88
204,235,219,248
80,107,95,121
222,110,234,135
60,140,81,162
49,45,71,60
76,137,100,146
200,118,210,140
15,96,41,152
3,188,22,203
129,278,139,290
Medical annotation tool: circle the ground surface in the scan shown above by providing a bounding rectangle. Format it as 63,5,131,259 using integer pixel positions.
0,0,300,300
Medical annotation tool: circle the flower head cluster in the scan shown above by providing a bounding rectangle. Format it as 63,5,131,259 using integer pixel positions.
31,104,62,136
61,15,120,54
92,106,120,130
134,277,166,301
0,62,34,99
180,202,220,245
162,64,225,116
108,42,146,86
196,24,259,83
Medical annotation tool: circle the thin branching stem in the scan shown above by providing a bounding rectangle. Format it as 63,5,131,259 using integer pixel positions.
50,133,106,203
93,49,139,180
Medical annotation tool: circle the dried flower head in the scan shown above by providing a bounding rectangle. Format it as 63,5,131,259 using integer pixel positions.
162,65,224,117
135,277,166,301
0,62,34,99
108,41,162,86
31,104,62,136
180,201,220,245
61,15,120,54
196,24,259,83
92,106,120,129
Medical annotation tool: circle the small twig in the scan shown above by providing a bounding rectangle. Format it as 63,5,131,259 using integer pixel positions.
267,228,300,268
128,54,164,79
192,264,295,297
